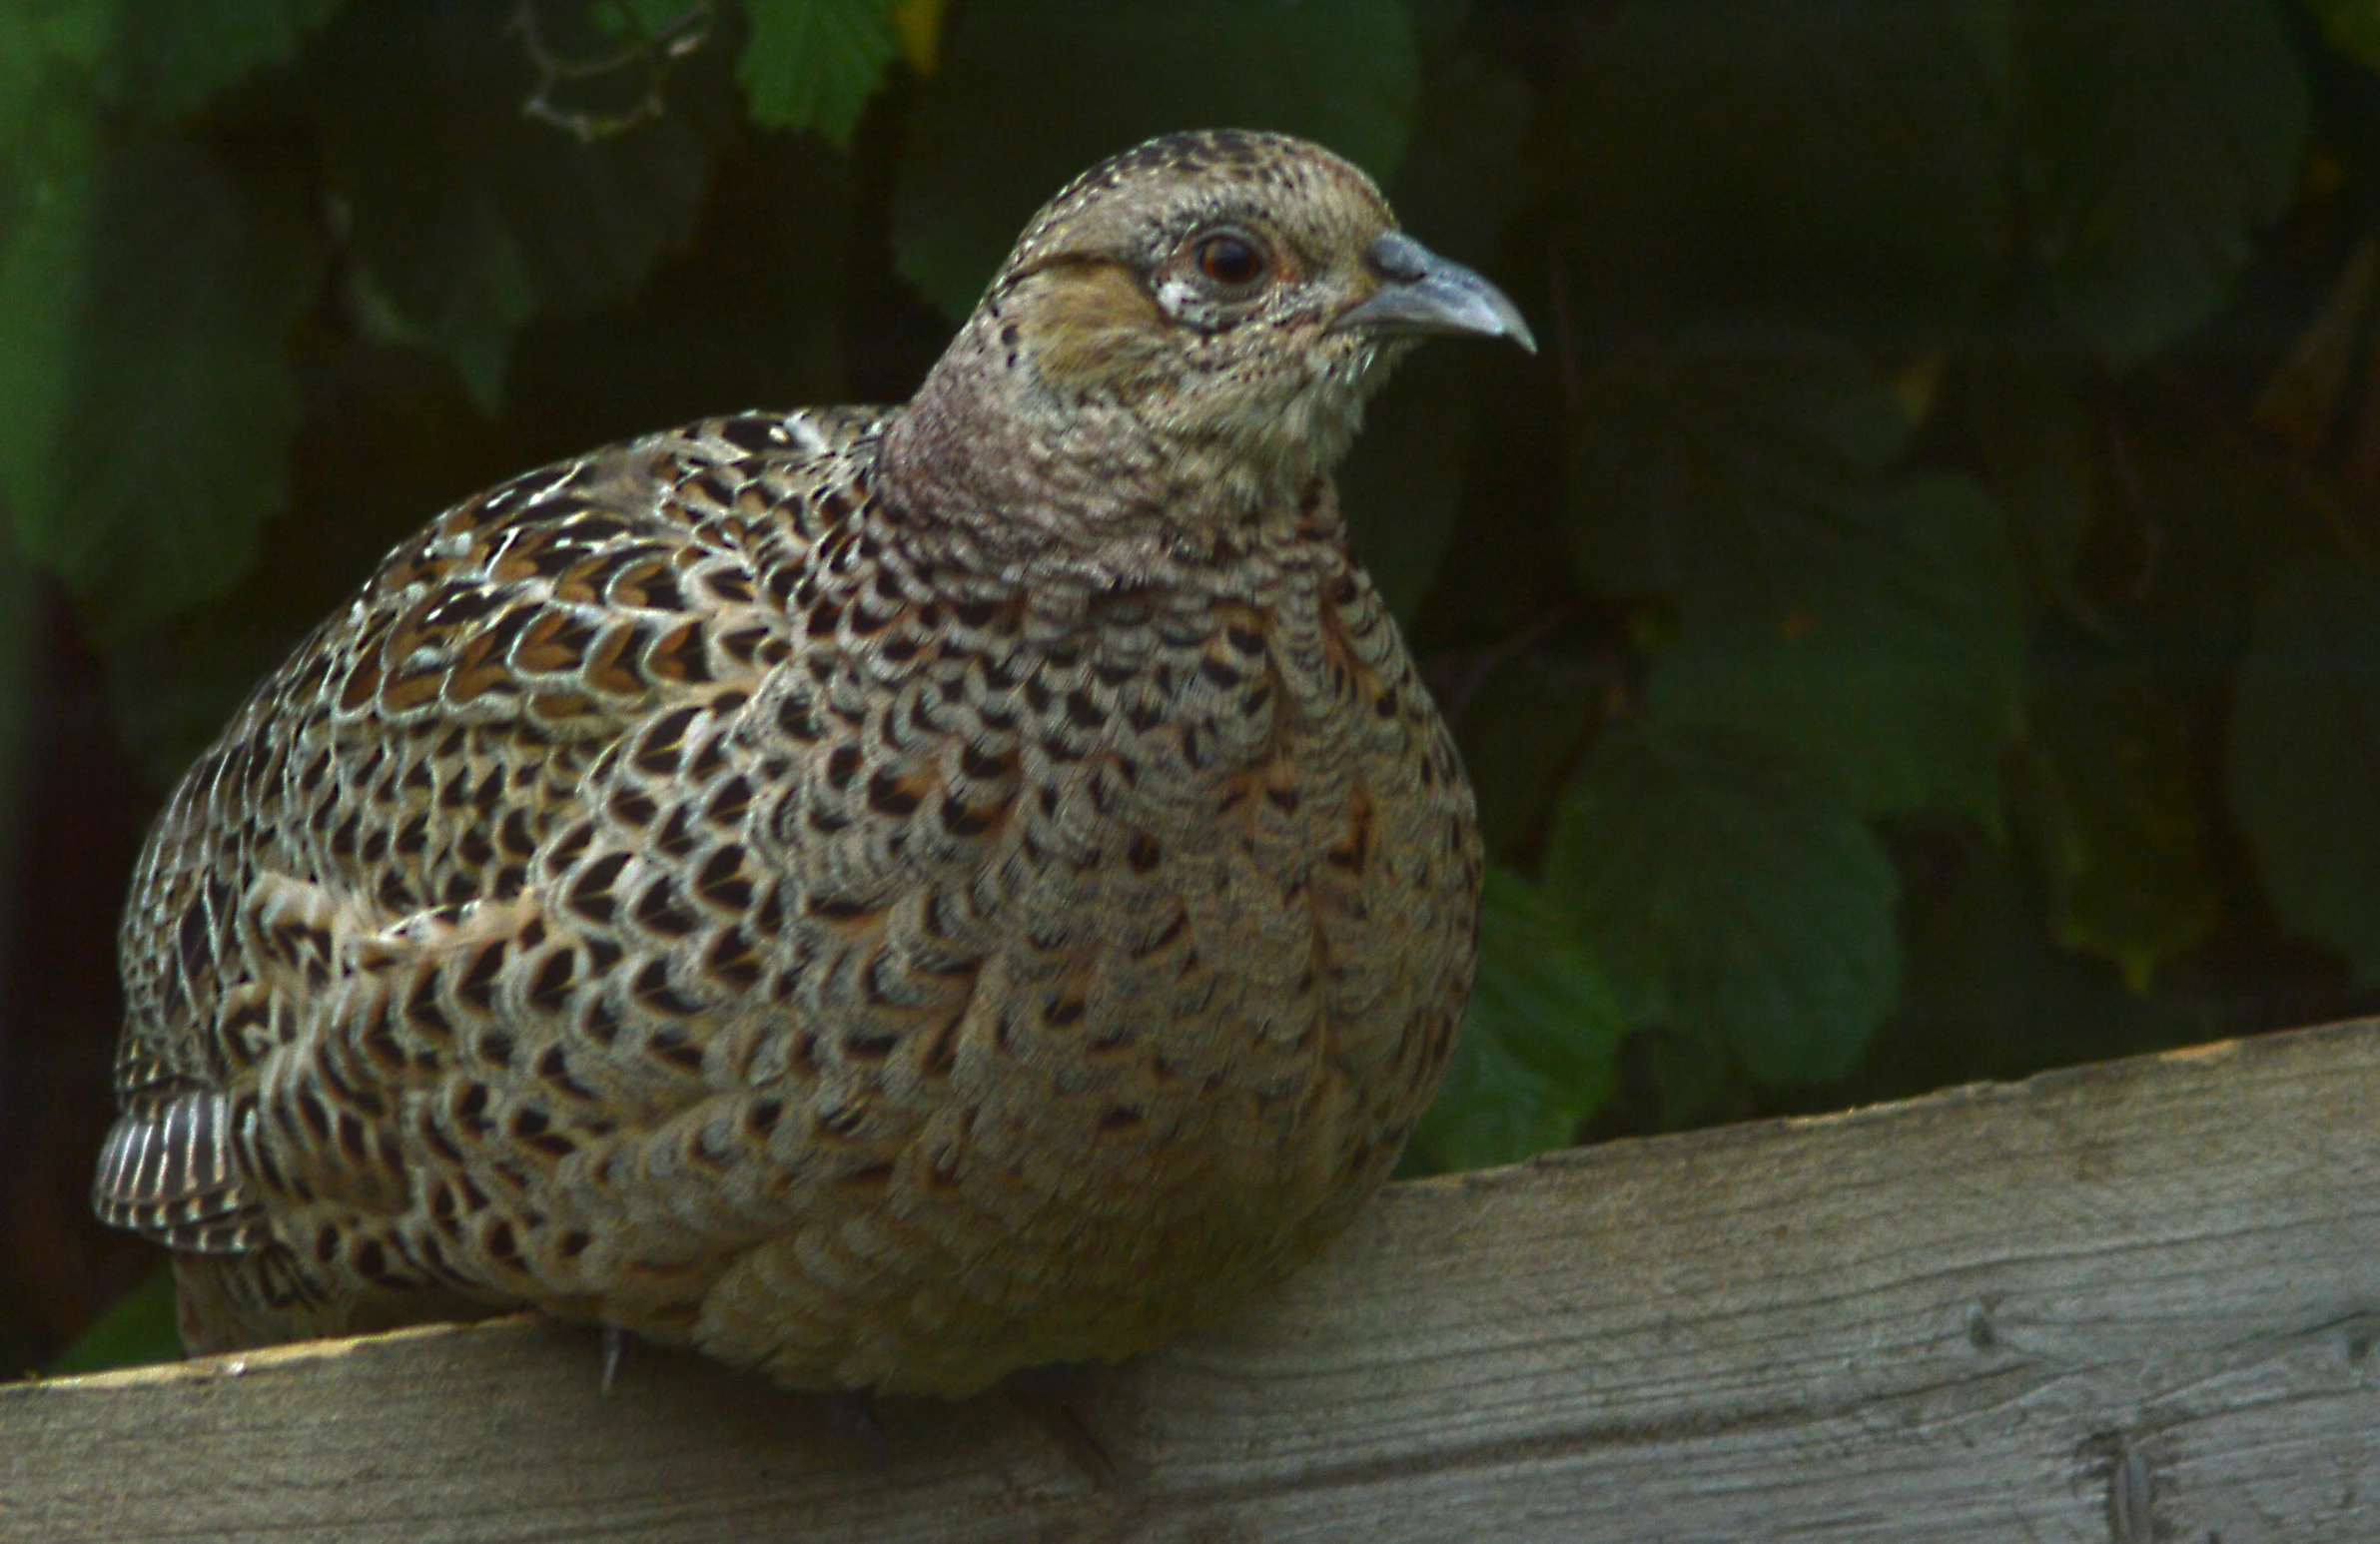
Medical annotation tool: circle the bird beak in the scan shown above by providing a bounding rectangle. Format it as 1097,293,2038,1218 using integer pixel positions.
1328,232,1537,354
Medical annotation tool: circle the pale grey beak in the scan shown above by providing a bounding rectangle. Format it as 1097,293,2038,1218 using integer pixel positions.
1329,231,1536,354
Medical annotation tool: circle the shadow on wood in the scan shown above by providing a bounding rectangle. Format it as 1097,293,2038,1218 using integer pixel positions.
6,1021,2378,1542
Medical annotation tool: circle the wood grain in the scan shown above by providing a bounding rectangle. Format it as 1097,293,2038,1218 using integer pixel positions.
6,1021,2378,1543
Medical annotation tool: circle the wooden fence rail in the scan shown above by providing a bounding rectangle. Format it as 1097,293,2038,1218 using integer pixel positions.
5,1020,2378,1542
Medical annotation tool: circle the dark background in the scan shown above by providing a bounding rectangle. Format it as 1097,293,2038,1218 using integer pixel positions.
6,0,2380,1372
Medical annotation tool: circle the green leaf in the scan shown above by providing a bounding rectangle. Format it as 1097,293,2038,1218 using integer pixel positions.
893,0,1419,318
738,0,900,148
2011,0,2310,365
2012,648,2218,990
1569,328,2021,822
2114,403,2309,698
95,0,345,118
503,131,852,456
305,0,717,407
1966,336,2100,611
2226,556,2380,984
1409,866,1626,1173
1877,815,2213,1094
1569,324,1911,595
1545,724,1901,1085
1540,0,2003,344
0,0,113,81
0,6,102,248
2309,0,2380,70
0,138,323,639
1645,473,2025,825
1448,643,1608,861
47,1269,181,1375
105,337,506,784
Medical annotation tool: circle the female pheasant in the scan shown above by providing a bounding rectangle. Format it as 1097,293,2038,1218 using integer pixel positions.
92,130,1531,1396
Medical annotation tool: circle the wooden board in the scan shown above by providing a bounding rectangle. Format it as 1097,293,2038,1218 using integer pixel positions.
6,1020,2379,1543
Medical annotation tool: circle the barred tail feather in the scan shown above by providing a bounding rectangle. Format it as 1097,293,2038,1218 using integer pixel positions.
92,1088,265,1254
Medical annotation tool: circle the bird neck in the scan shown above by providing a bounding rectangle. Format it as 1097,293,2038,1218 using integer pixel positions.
874,313,1339,591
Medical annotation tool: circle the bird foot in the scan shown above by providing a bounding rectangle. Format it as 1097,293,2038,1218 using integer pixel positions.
819,1389,891,1463
599,1326,633,1395
1001,1364,1121,1491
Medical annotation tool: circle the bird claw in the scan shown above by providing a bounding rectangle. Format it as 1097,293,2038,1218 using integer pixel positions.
600,1326,633,1395
1001,1364,1121,1490
820,1389,891,1463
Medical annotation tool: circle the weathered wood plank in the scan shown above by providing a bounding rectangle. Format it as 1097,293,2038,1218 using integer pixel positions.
6,1022,2378,1543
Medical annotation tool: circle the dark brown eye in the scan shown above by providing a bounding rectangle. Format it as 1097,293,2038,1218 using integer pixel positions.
1194,232,1267,289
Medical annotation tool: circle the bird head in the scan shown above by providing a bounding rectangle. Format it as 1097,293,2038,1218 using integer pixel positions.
883,130,1534,576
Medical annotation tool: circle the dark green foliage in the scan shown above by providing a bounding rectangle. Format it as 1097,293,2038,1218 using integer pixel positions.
2014,644,2219,991
6,0,2380,1371
1547,725,1901,1087
45,1268,178,1375
1544,0,2004,347
0,138,325,641
1408,866,1624,1172
1642,472,2023,828
739,0,903,148
2009,0,2311,364
2229,558,2380,985
88,0,341,117
306,0,721,406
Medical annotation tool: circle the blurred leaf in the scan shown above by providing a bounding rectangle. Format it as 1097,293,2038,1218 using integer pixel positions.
1449,643,1609,860
893,0,1419,318
2253,236,2379,455
0,535,32,897
1571,327,2020,822
1967,340,2100,610
2012,649,2218,990
94,0,344,117
1341,348,1479,622
503,131,851,459
1543,0,2002,344
1545,723,1901,1085
889,0,943,73
1569,324,1910,595
738,0,899,148
2226,556,2380,984
1342,352,1465,623
305,0,717,407
1338,22,1530,617
0,0,112,79
107,337,507,784
0,138,323,640
2309,0,2380,70
599,0,708,32
1874,815,2211,1094
1410,866,1626,1172
1645,473,2023,824
46,1268,180,1375
2010,0,2309,366
1371,0,1524,276
2110,403,2309,696
1955,0,2013,96
0,6,101,246
1638,1021,1767,1131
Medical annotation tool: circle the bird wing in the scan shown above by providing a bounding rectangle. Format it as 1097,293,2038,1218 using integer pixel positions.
96,407,885,1255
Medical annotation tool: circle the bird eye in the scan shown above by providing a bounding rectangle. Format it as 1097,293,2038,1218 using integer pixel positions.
1193,232,1267,290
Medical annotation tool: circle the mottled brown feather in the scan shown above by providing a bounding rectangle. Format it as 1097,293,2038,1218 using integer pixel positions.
94,131,1491,1396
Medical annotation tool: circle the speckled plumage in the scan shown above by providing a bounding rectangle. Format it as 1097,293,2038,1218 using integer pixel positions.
93,130,1522,1395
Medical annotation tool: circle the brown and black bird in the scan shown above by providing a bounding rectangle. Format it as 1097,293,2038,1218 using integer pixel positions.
92,129,1532,1396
